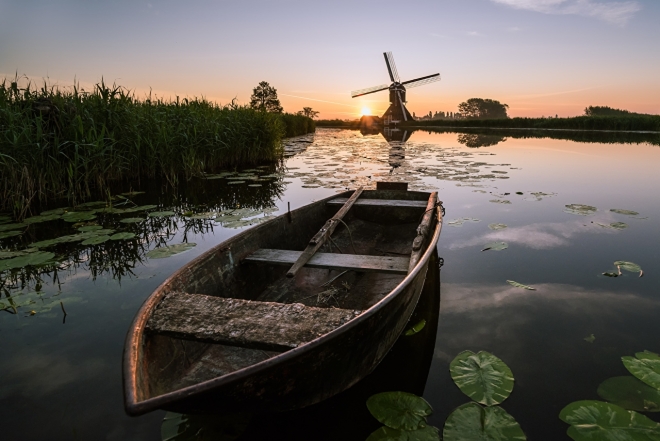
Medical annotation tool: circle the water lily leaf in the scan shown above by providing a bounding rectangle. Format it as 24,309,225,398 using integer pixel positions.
449,351,514,406
0,230,22,239
185,212,215,220
584,334,595,343
227,181,246,185
405,320,427,336
77,225,103,232
62,211,97,222
122,204,158,213
489,199,511,204
366,392,433,430
146,243,196,259
40,208,68,215
0,249,37,259
366,425,441,441
81,235,111,245
161,412,250,441
564,204,597,216
110,232,136,240
0,215,12,224
0,223,27,232
506,280,536,291
615,261,643,277
488,223,508,230
23,214,61,224
75,201,106,208
148,211,176,217
120,191,145,196
622,351,660,391
482,242,508,252
443,403,526,441
602,272,620,277
120,217,145,223
598,377,660,412
248,184,263,187
611,209,639,216
0,251,56,271
559,400,660,441
596,222,628,230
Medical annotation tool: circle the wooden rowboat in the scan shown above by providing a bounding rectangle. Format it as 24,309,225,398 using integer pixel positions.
123,183,444,416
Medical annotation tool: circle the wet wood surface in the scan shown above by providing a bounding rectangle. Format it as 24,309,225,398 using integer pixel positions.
146,292,361,351
246,249,410,274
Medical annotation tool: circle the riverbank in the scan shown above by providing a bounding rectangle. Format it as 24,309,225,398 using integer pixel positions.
0,79,314,216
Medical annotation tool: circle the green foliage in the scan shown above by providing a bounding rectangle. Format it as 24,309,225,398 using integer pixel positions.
0,76,312,216
366,392,433,431
443,403,526,441
597,377,660,413
249,81,283,113
449,351,515,406
458,98,510,120
297,107,319,119
366,426,440,441
622,351,660,390
559,400,660,441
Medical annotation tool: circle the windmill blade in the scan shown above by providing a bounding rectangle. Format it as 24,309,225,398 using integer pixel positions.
383,52,400,83
351,84,389,98
401,73,441,89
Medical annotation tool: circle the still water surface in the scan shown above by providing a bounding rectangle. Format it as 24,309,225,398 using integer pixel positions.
1,128,659,440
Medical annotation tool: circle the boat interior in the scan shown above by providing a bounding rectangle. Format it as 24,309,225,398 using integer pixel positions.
137,186,438,400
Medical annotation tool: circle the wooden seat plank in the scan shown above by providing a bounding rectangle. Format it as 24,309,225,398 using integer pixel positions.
146,292,361,351
245,249,409,275
327,198,427,208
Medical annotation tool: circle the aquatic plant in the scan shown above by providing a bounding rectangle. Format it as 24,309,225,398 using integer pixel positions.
0,76,314,217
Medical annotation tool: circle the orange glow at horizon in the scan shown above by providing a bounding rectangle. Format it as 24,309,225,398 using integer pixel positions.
360,106,371,116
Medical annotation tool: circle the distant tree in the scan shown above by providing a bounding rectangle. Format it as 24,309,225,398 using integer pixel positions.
583,106,645,117
458,98,509,119
249,81,283,113
457,133,507,148
300,107,319,119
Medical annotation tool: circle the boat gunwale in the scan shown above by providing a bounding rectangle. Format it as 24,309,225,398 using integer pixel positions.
123,190,443,416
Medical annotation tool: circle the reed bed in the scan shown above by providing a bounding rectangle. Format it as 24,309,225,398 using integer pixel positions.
0,78,314,216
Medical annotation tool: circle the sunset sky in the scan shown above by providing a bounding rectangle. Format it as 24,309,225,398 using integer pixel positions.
1,0,658,119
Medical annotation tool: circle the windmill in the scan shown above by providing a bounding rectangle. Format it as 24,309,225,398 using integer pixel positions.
351,52,440,126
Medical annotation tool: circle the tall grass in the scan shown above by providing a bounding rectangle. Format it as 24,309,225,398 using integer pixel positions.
0,77,314,216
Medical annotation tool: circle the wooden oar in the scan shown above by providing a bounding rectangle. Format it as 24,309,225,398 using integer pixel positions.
286,187,364,278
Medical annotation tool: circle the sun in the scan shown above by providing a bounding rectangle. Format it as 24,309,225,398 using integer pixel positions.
360,106,371,116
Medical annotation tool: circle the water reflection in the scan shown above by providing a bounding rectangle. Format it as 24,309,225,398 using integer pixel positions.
457,133,507,148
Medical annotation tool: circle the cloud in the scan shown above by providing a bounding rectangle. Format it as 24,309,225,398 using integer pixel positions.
491,0,641,26
467,31,485,37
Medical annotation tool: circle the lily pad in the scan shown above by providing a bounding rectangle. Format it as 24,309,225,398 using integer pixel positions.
443,403,526,441
584,334,596,343
146,243,197,259
405,320,427,336
596,222,628,230
248,184,263,187
62,211,97,222
597,377,660,412
559,400,660,441
482,242,508,252
366,426,441,441
148,211,176,218
120,217,145,224
449,351,514,406
110,232,136,241
77,225,103,232
0,249,37,259
227,181,245,185
75,201,106,208
82,235,111,245
611,209,639,216
366,392,433,430
489,199,511,204
40,208,68,215
122,205,158,213
622,351,660,391
564,204,597,216
121,191,145,196
615,261,643,277
23,214,61,224
0,223,27,232
161,412,251,441
506,280,536,291
0,230,22,239
185,212,215,220
0,251,56,271
602,272,620,277
488,223,508,230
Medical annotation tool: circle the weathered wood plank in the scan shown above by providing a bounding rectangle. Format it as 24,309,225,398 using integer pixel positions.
146,292,361,351
408,192,439,272
286,187,364,278
327,198,427,208
246,249,410,274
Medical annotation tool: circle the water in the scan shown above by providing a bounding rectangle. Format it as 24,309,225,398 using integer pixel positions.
1,128,659,440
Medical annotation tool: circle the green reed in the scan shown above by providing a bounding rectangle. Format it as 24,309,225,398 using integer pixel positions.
0,77,314,217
